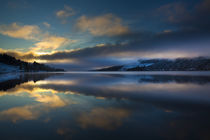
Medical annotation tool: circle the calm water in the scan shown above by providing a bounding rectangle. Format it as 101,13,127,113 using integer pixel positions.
0,72,210,140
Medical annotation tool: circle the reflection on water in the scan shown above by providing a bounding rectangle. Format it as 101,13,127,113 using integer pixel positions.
0,72,210,140
0,73,62,91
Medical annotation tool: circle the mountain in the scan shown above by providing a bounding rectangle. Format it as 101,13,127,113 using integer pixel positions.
94,57,210,71
0,53,64,73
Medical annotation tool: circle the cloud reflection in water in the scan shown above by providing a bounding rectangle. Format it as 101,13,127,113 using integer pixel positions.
0,72,210,139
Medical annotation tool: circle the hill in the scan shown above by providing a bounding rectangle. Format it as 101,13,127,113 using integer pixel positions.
94,57,210,71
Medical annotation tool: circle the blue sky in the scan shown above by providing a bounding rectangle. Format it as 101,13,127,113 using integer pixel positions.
0,0,210,70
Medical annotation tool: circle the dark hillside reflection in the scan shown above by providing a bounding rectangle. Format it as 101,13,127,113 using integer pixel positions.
137,74,210,84
0,73,62,91
0,72,210,140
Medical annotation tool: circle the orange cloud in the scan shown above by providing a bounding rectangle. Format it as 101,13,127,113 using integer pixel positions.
76,14,130,36
0,48,37,61
0,23,76,53
31,35,74,52
56,5,75,18
43,22,51,28
0,22,40,40
56,5,75,23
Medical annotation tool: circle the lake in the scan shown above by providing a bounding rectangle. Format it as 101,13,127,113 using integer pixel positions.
0,71,210,140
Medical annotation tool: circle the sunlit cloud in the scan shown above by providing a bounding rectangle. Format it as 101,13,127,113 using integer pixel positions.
0,22,76,54
76,14,130,36
0,22,41,40
56,5,75,18
0,48,37,61
96,43,106,47
163,30,172,33
31,35,74,52
0,48,77,63
56,5,75,23
43,22,51,28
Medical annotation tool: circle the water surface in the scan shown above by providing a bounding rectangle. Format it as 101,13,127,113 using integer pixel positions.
0,72,210,140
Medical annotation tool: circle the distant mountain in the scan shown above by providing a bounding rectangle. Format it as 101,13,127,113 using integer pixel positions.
94,57,210,71
0,53,64,73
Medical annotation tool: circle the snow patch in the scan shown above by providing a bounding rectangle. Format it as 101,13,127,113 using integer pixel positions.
120,62,154,70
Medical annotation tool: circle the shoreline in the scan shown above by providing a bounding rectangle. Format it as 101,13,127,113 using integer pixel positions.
1,71,210,76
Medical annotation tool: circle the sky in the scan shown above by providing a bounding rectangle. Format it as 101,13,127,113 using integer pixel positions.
0,0,210,70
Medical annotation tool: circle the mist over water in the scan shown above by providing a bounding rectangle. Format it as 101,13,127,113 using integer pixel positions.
0,72,210,140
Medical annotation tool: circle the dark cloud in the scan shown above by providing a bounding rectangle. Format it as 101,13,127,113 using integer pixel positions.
157,0,210,31
157,2,191,25
49,58,126,70
38,30,210,60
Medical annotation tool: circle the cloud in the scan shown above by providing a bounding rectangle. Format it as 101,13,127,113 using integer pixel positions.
0,22,41,40
56,5,75,23
197,0,210,13
0,48,37,61
157,2,191,24
31,35,74,52
96,43,106,47
56,5,75,18
157,0,210,31
76,14,130,36
43,22,51,28
163,30,172,33
0,23,76,53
